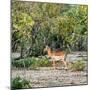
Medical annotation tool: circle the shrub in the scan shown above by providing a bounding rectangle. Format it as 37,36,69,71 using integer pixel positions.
71,60,86,71
12,57,36,68
12,57,52,69
38,59,52,67
11,76,31,89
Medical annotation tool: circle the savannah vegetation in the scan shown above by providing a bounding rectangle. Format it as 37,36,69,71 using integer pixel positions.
11,0,88,88
12,0,87,69
12,0,87,58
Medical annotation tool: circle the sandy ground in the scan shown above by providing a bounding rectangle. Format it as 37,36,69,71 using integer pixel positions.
11,67,88,88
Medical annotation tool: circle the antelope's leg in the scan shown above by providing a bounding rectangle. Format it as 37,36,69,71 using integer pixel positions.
62,60,68,69
52,60,56,69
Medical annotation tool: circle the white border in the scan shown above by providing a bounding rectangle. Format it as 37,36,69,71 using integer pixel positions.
0,0,10,90
0,0,89,90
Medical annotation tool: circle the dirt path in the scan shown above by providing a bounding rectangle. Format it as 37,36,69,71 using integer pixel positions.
11,67,87,88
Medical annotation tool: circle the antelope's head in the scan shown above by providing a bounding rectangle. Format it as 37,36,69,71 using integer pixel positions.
43,45,49,52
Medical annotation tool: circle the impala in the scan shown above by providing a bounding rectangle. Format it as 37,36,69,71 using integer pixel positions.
44,45,68,69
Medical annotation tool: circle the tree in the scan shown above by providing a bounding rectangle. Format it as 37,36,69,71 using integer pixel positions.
12,0,88,58
12,0,35,58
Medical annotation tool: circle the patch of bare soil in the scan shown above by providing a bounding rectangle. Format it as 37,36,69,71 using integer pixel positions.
11,67,87,88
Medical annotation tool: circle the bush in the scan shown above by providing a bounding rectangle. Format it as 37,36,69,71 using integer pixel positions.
12,57,36,68
38,59,52,67
12,57,52,69
11,76,31,89
71,60,86,71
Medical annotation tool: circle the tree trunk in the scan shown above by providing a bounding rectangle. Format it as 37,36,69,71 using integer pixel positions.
20,45,24,58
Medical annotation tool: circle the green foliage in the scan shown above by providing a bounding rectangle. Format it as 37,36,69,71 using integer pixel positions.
12,0,88,57
12,57,52,69
12,57,36,68
38,58,52,67
71,60,86,71
11,76,31,89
